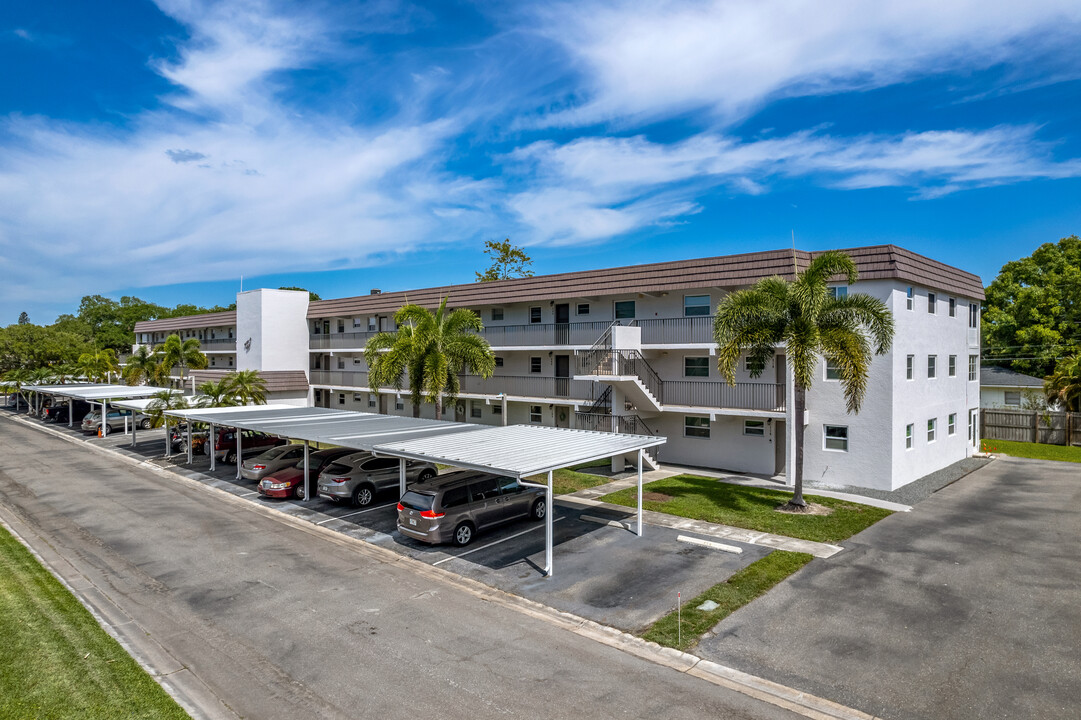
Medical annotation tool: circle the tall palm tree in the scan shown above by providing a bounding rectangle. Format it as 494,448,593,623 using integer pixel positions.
1045,354,1081,412
195,379,240,408
27,367,55,414
124,345,163,386
365,297,495,420
145,390,190,429
714,251,894,509
76,349,120,383
227,370,267,406
158,334,208,388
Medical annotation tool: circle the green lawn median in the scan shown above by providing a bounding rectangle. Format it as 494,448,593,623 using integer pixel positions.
981,438,1081,463
643,550,814,651
525,467,611,495
601,474,891,544
0,525,189,719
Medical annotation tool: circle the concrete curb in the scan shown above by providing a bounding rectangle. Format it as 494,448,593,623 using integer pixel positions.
2,413,877,720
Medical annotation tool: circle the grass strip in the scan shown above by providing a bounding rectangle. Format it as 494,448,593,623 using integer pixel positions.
524,467,611,495
602,474,891,543
643,550,814,651
980,438,1081,463
0,525,189,720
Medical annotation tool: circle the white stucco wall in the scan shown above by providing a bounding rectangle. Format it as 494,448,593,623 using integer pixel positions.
236,289,310,374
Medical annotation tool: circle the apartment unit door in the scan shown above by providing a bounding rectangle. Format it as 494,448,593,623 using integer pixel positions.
555,355,570,397
555,303,570,344
775,353,786,410
774,420,786,476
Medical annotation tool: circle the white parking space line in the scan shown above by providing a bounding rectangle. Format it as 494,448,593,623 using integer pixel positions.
677,534,743,554
238,491,258,498
315,503,396,525
581,514,633,530
432,518,565,566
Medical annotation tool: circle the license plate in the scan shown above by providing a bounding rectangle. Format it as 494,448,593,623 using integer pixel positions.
408,518,417,526
319,486,328,493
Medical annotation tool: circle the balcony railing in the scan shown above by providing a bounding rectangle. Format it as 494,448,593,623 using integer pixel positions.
201,338,236,351
310,370,371,387
636,316,714,344
457,374,596,400
310,331,379,350
662,380,786,411
576,349,665,403
478,321,613,347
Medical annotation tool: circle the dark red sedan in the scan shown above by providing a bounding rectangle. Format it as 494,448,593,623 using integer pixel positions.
257,447,355,500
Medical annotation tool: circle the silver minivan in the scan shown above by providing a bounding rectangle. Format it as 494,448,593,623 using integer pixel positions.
397,471,546,547
317,452,438,507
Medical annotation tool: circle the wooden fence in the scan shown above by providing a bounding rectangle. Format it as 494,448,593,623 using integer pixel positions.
981,409,1081,446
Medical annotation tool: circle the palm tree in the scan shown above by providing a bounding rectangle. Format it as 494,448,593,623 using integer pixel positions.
714,251,894,509
158,334,208,388
195,379,240,408
365,297,495,420
227,370,267,406
76,349,120,383
1,369,31,411
145,390,190,429
124,345,163,386
1045,354,1081,412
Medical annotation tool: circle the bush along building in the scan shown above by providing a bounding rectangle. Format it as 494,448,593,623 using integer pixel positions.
136,245,984,491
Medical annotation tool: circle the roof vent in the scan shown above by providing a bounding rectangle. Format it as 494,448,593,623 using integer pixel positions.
370,288,381,295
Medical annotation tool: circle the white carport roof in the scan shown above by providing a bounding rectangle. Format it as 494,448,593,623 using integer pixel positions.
45,384,170,401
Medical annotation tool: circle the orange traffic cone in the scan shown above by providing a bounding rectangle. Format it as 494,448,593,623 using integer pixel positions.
97,427,103,438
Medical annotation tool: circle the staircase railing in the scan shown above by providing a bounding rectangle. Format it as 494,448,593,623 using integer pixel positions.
583,384,611,414
574,411,661,462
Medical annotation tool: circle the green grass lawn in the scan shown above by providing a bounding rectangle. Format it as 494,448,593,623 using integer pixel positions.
0,526,189,720
601,474,891,543
981,438,1081,463
525,467,611,495
643,550,814,651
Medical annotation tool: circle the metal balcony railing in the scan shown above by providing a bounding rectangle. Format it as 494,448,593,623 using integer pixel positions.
201,338,236,351
309,370,370,387
310,331,380,350
662,380,786,411
575,349,665,404
457,374,596,400
636,316,714,344
478,321,613,347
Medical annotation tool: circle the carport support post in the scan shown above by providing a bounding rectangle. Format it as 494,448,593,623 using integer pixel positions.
131,416,136,447
399,458,406,497
102,399,108,437
303,441,310,501
235,429,242,479
187,424,193,465
163,417,169,458
545,470,553,577
68,398,73,428
636,449,643,537
209,423,216,472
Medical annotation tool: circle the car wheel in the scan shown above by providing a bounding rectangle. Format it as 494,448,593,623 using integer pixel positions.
294,484,305,500
179,441,188,454
531,498,546,520
225,451,236,463
352,484,375,507
140,418,152,430
418,469,436,482
453,522,474,547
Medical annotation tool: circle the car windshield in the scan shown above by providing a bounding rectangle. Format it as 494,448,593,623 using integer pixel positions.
257,446,289,461
399,491,434,511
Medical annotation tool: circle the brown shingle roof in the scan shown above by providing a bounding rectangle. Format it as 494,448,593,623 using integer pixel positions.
189,370,309,393
135,311,237,333
307,244,984,318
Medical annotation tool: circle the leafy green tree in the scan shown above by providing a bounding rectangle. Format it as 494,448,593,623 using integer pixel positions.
195,379,240,408
475,239,534,282
123,345,164,386
17,312,29,325
366,297,494,420
2,369,32,411
158,334,208,386
227,369,267,405
278,287,321,301
983,236,1081,376
713,251,894,509
1045,354,1081,412
0,323,93,372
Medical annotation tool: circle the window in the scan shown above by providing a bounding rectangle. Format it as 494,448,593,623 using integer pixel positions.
927,418,937,442
210,357,216,367
969,303,979,328
968,355,978,381
928,355,937,379
615,300,635,320
744,420,765,437
906,355,914,380
824,425,849,452
530,357,542,373
907,287,914,311
494,356,504,368
471,400,482,419
353,357,363,365
948,413,957,435
906,424,913,450
491,308,504,321
471,477,500,500
395,397,404,411
949,298,956,317
492,403,502,415
529,307,542,324
1003,391,1021,406
825,359,840,381
828,286,848,299
337,320,345,333
948,355,956,377
684,416,710,438
368,394,377,409
337,357,345,370
228,357,233,367
576,303,590,315
441,486,470,509
684,357,709,377
684,295,711,317
529,405,542,423
313,322,321,334
499,477,523,495
314,389,322,402
927,292,936,314
353,393,364,402
745,356,765,374
338,393,345,405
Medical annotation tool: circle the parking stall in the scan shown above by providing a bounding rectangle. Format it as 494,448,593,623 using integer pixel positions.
25,383,171,436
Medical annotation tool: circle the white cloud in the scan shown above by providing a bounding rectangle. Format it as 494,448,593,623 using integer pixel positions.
533,0,1081,125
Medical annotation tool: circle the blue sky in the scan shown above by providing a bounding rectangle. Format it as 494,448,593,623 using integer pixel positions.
2,0,1080,324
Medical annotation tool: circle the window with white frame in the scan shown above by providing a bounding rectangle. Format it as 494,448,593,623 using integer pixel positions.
824,425,849,452
337,320,345,333
368,317,378,331
314,389,322,402
491,308,504,321
353,393,364,402
684,295,711,317
828,286,848,299
684,416,710,438
907,287,914,311
684,357,709,377
530,357,542,373
948,413,956,435
744,420,765,437
337,357,345,370
948,355,956,377
471,400,482,419
529,307,542,324
1003,391,1021,406
576,303,590,315
949,298,956,317
368,394,377,408
906,355,914,380
492,403,502,415
927,418,937,442
906,423,913,449
338,393,345,405
614,300,635,320
969,355,978,381
928,355,937,379
969,303,979,329
529,405,542,423
928,292,936,314
395,397,404,411
745,356,765,374
825,359,841,380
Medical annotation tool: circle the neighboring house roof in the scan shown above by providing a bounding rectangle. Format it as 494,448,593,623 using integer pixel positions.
980,365,1045,388
135,310,237,333
188,370,309,393
307,244,985,318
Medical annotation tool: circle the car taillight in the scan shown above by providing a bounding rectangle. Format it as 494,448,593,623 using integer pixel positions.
253,464,266,470
419,509,444,519
330,477,348,483
396,502,404,511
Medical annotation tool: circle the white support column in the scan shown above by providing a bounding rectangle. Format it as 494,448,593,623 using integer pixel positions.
187,424,193,465
163,417,169,458
68,398,73,428
102,399,108,437
545,470,553,577
637,448,644,537
303,441,310,501
399,458,407,497
501,395,508,426
209,423,216,472
235,429,242,479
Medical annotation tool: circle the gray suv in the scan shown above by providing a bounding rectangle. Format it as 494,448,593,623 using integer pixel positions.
397,471,546,547
81,409,152,434
317,452,438,507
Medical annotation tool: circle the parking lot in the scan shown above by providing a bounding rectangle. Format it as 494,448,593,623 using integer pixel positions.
6,406,769,633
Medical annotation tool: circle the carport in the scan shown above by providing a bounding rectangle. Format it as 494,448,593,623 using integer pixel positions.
373,425,665,577
21,383,97,417
27,384,168,436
